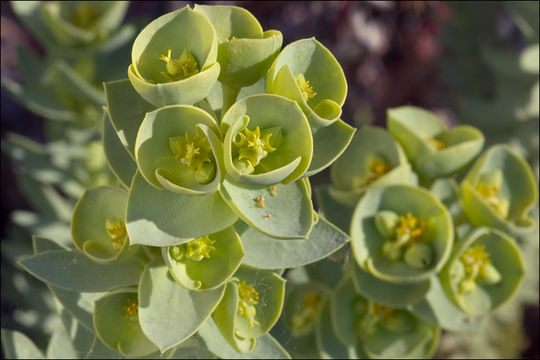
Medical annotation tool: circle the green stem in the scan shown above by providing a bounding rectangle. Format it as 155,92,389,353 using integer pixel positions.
221,83,241,116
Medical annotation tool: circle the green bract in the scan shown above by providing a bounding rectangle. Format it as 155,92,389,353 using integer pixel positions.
331,274,439,359
439,227,525,316
162,226,245,290
351,185,453,283
40,1,129,46
71,186,137,263
282,282,326,338
212,266,286,353
329,126,416,207
134,105,222,195
387,106,485,180
222,94,313,186
461,145,538,235
194,4,283,88
128,6,220,106
93,289,158,357
267,38,347,129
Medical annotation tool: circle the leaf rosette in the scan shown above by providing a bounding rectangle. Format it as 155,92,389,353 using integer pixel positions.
329,126,416,207
222,94,313,186
135,105,222,195
39,1,129,46
162,226,245,291
127,6,220,107
331,274,439,359
194,4,283,88
350,185,453,283
71,186,137,263
266,38,347,129
460,145,538,236
439,227,525,316
387,106,485,180
212,266,286,353
94,289,158,357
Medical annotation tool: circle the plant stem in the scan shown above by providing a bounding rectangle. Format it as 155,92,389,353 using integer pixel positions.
221,83,241,116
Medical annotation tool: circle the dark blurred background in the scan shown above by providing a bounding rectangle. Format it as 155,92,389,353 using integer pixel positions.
1,1,538,358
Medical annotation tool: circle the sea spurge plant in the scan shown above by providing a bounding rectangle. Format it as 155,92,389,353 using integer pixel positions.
6,3,539,359
330,274,440,359
267,38,347,129
212,266,286,353
134,105,222,194
461,145,538,235
387,106,485,180
329,126,415,207
93,289,158,357
71,185,137,262
222,94,313,186
162,227,245,291
439,227,525,316
7,3,356,358
350,185,453,283
127,6,220,106
194,4,283,89
40,1,129,46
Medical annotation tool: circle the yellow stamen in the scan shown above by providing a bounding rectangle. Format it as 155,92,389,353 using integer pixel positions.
169,132,214,182
458,244,499,294
395,213,426,244
124,298,138,322
477,183,509,217
159,48,200,82
366,158,390,183
105,219,127,249
238,281,260,328
428,137,444,150
71,3,99,30
290,292,322,335
234,126,276,171
269,186,277,196
184,236,216,261
296,73,316,101
460,244,491,279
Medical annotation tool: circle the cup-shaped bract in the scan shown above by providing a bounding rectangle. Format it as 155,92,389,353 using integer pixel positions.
282,282,326,338
194,4,283,88
212,266,286,353
461,145,538,236
330,274,439,358
135,105,222,195
94,290,158,357
162,227,245,291
351,185,453,283
222,94,313,186
439,227,525,316
71,186,136,263
128,6,220,107
40,1,129,46
329,126,416,207
266,38,347,129
387,106,485,179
